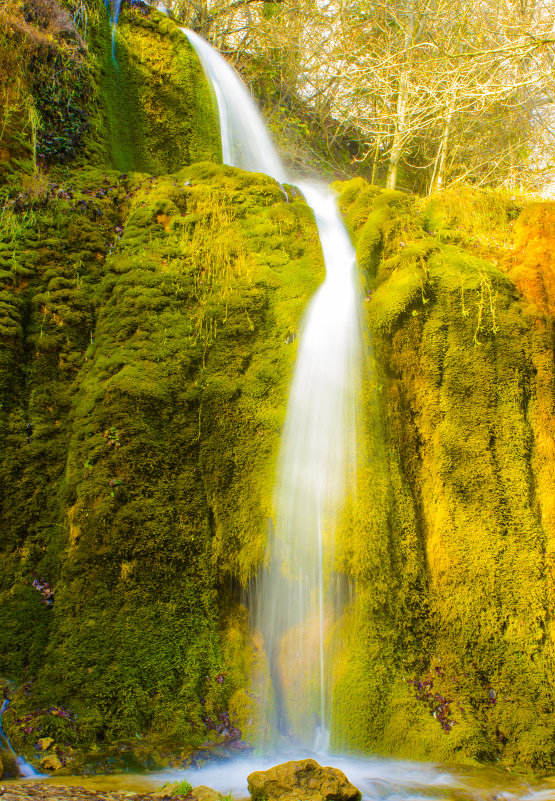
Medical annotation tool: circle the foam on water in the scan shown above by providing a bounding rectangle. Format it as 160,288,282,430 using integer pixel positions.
148,752,555,801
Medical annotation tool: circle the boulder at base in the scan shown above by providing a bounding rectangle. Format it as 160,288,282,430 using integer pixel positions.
192,787,225,801
39,754,63,771
247,759,361,801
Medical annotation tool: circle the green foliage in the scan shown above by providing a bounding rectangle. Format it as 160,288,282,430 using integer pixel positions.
0,0,94,183
32,52,92,165
165,779,193,797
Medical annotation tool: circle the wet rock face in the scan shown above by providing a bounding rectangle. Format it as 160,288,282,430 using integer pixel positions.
247,759,362,801
0,751,19,779
0,163,324,757
331,181,555,771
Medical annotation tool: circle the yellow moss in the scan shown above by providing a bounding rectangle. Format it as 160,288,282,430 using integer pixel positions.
501,202,555,317
223,608,277,749
330,180,555,772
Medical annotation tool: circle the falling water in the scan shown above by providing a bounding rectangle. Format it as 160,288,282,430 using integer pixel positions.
181,30,286,183
253,180,361,744
183,28,363,746
104,0,123,65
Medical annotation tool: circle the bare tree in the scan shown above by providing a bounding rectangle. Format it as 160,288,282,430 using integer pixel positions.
164,0,555,192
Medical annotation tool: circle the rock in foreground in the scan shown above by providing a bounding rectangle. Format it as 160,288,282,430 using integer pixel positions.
247,759,361,801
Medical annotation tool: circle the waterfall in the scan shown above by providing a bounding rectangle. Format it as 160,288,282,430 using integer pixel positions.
104,0,123,65
181,30,286,183
183,28,363,747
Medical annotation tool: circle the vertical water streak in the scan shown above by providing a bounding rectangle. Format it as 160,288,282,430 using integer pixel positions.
104,0,122,66
183,28,363,746
257,182,361,742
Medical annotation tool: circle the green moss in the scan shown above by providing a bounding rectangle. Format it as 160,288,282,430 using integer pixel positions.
329,182,555,772
88,4,221,173
0,162,322,759
421,186,524,250
0,0,220,187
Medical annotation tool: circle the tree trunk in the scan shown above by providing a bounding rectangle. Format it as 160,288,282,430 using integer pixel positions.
429,104,453,194
386,76,408,190
371,136,381,185
386,3,414,190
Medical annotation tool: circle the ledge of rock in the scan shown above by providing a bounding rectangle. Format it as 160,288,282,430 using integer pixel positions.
247,759,361,801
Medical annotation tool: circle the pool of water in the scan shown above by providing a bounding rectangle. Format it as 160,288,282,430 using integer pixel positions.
7,752,555,801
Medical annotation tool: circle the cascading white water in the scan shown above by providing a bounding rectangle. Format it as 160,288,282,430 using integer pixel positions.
255,183,361,744
183,28,363,746
182,30,287,183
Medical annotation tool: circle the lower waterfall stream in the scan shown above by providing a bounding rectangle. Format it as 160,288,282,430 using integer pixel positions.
0,699,40,779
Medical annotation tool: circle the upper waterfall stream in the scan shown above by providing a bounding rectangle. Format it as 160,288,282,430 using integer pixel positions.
183,28,363,747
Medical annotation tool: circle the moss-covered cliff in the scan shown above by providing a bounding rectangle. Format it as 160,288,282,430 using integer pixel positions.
0,0,220,184
329,182,555,772
93,5,221,172
0,162,323,764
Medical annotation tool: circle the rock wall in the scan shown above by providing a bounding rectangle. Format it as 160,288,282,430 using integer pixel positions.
0,0,323,766
92,5,221,173
0,162,323,762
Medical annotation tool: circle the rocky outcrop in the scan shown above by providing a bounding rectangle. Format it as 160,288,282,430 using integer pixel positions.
39,755,63,772
248,759,361,801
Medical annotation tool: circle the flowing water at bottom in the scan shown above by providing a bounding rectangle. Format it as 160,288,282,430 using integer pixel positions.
5,754,555,801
